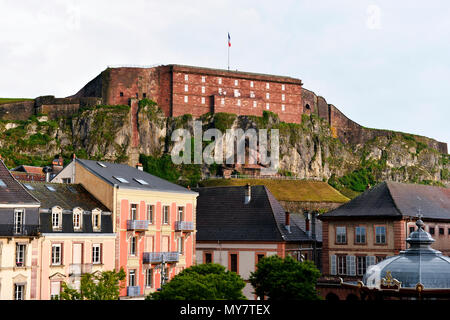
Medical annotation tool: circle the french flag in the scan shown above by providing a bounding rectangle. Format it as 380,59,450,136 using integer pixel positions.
228,33,231,47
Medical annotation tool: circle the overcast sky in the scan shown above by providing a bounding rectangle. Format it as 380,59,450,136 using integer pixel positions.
0,0,449,146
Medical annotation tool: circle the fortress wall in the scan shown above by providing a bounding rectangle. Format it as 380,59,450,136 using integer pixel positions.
0,100,35,121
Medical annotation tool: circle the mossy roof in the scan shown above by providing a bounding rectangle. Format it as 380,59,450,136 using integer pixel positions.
199,179,350,203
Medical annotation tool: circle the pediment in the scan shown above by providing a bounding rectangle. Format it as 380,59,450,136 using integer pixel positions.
49,272,66,280
13,273,28,283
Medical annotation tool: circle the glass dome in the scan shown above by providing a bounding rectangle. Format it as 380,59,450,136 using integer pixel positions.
363,219,450,289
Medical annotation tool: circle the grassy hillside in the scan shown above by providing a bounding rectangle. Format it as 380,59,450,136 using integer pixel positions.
199,178,350,203
0,98,33,105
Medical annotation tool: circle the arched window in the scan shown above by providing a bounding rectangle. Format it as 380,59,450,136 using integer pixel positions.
305,104,311,110
73,207,83,230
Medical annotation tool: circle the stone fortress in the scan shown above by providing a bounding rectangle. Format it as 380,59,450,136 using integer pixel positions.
0,64,447,154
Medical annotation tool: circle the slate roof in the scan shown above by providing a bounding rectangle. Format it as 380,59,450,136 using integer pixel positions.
76,159,197,195
0,160,40,206
195,185,315,242
321,181,450,220
24,182,113,234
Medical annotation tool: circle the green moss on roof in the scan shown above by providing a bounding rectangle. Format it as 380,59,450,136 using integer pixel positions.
0,98,34,105
199,179,350,203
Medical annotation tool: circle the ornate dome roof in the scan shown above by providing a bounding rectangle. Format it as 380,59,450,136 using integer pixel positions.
363,218,450,289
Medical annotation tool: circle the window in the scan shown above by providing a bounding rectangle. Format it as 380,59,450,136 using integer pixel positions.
163,206,170,224
184,84,188,92
73,209,82,230
134,178,148,185
146,269,153,288
177,237,184,254
355,227,366,244
266,92,270,99
266,103,270,110
92,210,101,230
120,92,124,97
143,93,147,98
46,185,56,192
202,86,205,94
257,254,265,264
218,78,222,85
177,207,184,221
52,208,62,230
237,99,241,106
356,256,366,276
282,84,285,91
230,254,238,273
97,162,107,168
14,284,24,300
234,89,240,97
221,98,225,105
24,184,34,190
250,91,255,98
234,79,238,86
147,205,154,224
337,255,347,275
376,256,385,263
201,97,205,104
218,87,222,95
429,227,435,235
50,282,61,300
92,244,101,264
253,101,257,108
336,226,346,244
184,74,188,81
205,253,212,264
130,204,138,220
0,179,5,187
113,176,129,183
282,94,285,101
129,270,136,286
130,237,137,256
184,96,188,103
250,81,254,88
375,226,386,244
439,227,444,235
16,243,26,267
51,244,62,265
281,104,285,111
14,209,24,234
409,226,415,234
266,83,270,89
135,93,138,98
202,76,206,83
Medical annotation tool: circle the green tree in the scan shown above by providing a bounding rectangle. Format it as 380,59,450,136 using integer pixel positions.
249,255,321,300
147,263,246,300
59,268,126,300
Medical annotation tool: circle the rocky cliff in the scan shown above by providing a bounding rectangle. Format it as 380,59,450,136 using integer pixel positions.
0,100,447,196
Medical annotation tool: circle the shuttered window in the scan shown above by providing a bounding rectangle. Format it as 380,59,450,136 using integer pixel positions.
346,255,356,276
330,255,337,275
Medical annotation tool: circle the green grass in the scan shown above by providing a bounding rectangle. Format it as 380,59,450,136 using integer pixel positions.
0,98,33,105
199,178,350,203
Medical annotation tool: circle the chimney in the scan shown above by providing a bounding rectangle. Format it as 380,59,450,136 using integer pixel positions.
244,183,251,204
304,211,311,237
43,166,52,182
136,163,143,171
285,211,291,233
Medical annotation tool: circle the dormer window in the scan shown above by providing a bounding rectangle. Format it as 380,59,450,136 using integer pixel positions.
92,209,101,231
51,207,63,231
73,208,83,230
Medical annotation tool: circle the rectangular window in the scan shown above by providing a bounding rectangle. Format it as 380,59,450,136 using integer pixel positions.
14,209,24,234
120,92,124,97
205,253,212,264
282,94,285,101
439,227,444,235
234,79,238,86
177,237,184,254
16,243,26,267
234,89,240,97
130,237,137,256
50,281,61,300
355,226,366,244
184,84,188,92
51,244,62,265
375,226,386,244
177,207,184,221
184,74,188,81
336,226,347,244
357,256,366,276
237,99,241,106
281,104,285,111
62,178,71,184
184,96,188,103
266,103,270,110
376,256,385,263
163,206,170,224
250,91,255,98
14,284,24,300
337,255,347,275
266,83,270,89
52,211,61,229
146,269,153,288
92,244,101,264
257,254,265,264
201,86,205,94
250,81,254,88
253,101,257,108
129,270,136,287
130,204,138,220
143,93,147,98
93,213,101,230
429,227,435,235
147,205,154,224
73,212,81,230
410,226,415,234
202,76,206,83
230,254,238,273
218,87,223,95
266,92,270,99
218,78,222,85
201,97,205,104
221,98,225,105
282,84,285,91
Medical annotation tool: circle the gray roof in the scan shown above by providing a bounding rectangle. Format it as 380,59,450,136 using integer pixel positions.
75,159,198,195
363,220,450,289
195,185,316,243
321,181,450,220
0,160,40,205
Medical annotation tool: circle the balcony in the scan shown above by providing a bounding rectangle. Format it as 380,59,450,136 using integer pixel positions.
127,220,149,231
143,252,179,264
127,286,141,297
175,221,194,232
69,263,93,277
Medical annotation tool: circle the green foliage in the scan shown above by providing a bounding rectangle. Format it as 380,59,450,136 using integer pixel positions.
59,268,126,300
148,263,246,300
212,112,237,133
249,255,321,300
0,98,33,105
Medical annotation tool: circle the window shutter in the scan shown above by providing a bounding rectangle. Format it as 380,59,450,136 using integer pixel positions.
330,255,337,275
348,255,356,276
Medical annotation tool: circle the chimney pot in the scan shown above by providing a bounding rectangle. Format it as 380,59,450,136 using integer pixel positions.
136,163,143,171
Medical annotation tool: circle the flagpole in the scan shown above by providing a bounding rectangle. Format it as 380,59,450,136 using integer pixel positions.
227,35,230,71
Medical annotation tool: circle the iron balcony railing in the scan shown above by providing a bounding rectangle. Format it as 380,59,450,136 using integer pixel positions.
69,263,93,276
127,286,141,297
143,252,179,264
0,224,40,237
175,221,194,232
127,220,149,231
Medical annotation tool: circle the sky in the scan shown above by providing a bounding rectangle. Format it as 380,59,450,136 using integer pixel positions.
0,0,449,146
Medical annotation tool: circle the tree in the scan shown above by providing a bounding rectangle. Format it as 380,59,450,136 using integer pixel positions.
59,268,126,300
249,255,321,300
147,263,246,300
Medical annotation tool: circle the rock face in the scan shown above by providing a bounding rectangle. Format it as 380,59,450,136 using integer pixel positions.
0,101,448,191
